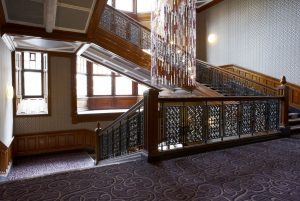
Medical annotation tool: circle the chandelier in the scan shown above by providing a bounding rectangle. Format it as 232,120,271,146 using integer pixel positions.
151,0,196,90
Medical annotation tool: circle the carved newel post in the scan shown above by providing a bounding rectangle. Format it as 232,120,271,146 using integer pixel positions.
278,76,290,136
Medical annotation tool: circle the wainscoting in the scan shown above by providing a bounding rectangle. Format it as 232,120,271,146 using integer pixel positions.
0,140,13,174
221,64,300,110
13,129,95,156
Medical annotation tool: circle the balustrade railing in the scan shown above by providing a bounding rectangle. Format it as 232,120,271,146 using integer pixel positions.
196,60,278,96
99,5,151,50
157,96,281,151
95,99,144,163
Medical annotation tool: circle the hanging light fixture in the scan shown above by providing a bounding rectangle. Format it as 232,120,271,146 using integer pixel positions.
151,0,196,90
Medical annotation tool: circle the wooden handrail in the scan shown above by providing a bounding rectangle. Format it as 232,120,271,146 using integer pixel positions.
159,95,284,102
196,59,277,93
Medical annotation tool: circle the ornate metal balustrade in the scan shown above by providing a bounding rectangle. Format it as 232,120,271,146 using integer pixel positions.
95,99,144,162
196,60,278,96
158,96,281,151
99,5,151,50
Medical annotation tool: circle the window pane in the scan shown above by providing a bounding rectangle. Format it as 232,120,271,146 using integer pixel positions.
138,84,149,95
93,76,112,95
115,76,132,95
115,0,133,12
76,74,87,97
93,64,111,75
107,0,112,6
137,0,155,13
77,57,87,74
24,72,42,96
24,52,42,70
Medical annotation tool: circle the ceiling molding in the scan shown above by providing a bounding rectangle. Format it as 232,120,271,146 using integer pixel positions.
1,23,89,42
45,0,57,33
76,43,90,55
87,0,107,39
1,34,15,51
196,0,224,12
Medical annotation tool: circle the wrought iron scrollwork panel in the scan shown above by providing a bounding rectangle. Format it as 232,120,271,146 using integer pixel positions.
163,105,182,146
208,105,221,140
268,99,280,131
254,101,267,133
129,23,140,46
142,29,151,50
224,104,238,137
240,101,253,135
128,113,139,151
99,7,113,31
186,105,205,144
115,14,128,40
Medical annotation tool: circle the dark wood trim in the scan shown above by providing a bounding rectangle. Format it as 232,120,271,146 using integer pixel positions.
87,0,108,39
148,133,282,162
87,61,93,97
13,130,95,157
71,54,78,124
196,0,225,13
73,112,123,123
0,139,13,174
91,27,151,70
1,23,88,42
0,0,6,32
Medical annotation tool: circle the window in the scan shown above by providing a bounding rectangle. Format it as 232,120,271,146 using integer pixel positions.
75,56,149,116
115,0,133,12
15,51,49,116
137,0,155,13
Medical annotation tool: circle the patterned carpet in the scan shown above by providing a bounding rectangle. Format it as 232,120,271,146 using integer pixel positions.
1,151,94,182
0,138,299,201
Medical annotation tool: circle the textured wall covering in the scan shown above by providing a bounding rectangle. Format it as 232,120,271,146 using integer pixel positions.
196,0,300,85
0,39,13,147
13,56,111,135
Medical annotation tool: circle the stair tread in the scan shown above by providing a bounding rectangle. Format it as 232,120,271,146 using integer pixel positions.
291,125,300,130
289,118,300,122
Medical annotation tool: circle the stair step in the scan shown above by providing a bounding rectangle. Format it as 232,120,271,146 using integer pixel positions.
289,118,300,126
291,125,300,135
288,113,300,119
97,152,144,167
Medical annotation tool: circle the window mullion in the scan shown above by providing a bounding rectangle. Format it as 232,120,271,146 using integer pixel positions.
112,72,116,96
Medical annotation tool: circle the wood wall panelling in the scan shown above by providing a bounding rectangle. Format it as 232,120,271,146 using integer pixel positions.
0,141,13,174
13,130,96,156
220,64,300,110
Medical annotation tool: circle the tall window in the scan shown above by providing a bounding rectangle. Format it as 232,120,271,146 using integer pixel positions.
15,51,49,115
76,57,148,112
108,0,155,13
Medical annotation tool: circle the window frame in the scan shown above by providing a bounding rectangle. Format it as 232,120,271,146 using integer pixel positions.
13,50,50,117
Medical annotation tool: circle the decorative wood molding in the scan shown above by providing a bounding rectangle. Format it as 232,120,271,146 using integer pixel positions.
196,0,224,13
0,0,6,32
220,64,300,110
1,23,89,42
87,0,108,39
0,140,13,174
13,129,96,156
92,27,151,70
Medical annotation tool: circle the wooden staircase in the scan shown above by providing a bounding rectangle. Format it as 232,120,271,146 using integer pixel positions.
289,110,300,135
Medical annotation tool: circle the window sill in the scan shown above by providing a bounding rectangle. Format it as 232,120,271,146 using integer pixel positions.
72,110,127,124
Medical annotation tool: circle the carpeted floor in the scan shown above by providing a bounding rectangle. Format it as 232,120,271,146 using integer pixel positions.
0,151,94,182
0,138,300,201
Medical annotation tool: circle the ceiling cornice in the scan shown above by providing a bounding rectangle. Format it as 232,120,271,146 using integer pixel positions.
196,0,224,13
1,23,89,42
87,0,107,39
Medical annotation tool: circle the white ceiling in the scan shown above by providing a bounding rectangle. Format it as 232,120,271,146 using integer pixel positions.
1,0,96,33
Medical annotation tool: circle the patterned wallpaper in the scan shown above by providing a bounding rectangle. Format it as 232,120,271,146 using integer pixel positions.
0,39,13,147
196,0,300,85
13,56,111,135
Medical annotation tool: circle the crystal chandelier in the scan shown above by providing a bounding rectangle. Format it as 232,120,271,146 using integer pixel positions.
151,0,196,89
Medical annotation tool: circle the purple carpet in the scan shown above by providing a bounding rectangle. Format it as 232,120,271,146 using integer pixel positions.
4,151,94,181
0,138,299,201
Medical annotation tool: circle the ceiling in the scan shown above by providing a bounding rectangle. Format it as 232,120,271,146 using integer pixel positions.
1,0,96,33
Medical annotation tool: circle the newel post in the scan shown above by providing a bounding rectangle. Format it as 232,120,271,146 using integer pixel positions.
278,76,290,136
94,122,102,165
143,89,159,161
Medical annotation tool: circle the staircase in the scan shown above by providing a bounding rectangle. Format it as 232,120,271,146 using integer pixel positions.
289,109,300,135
